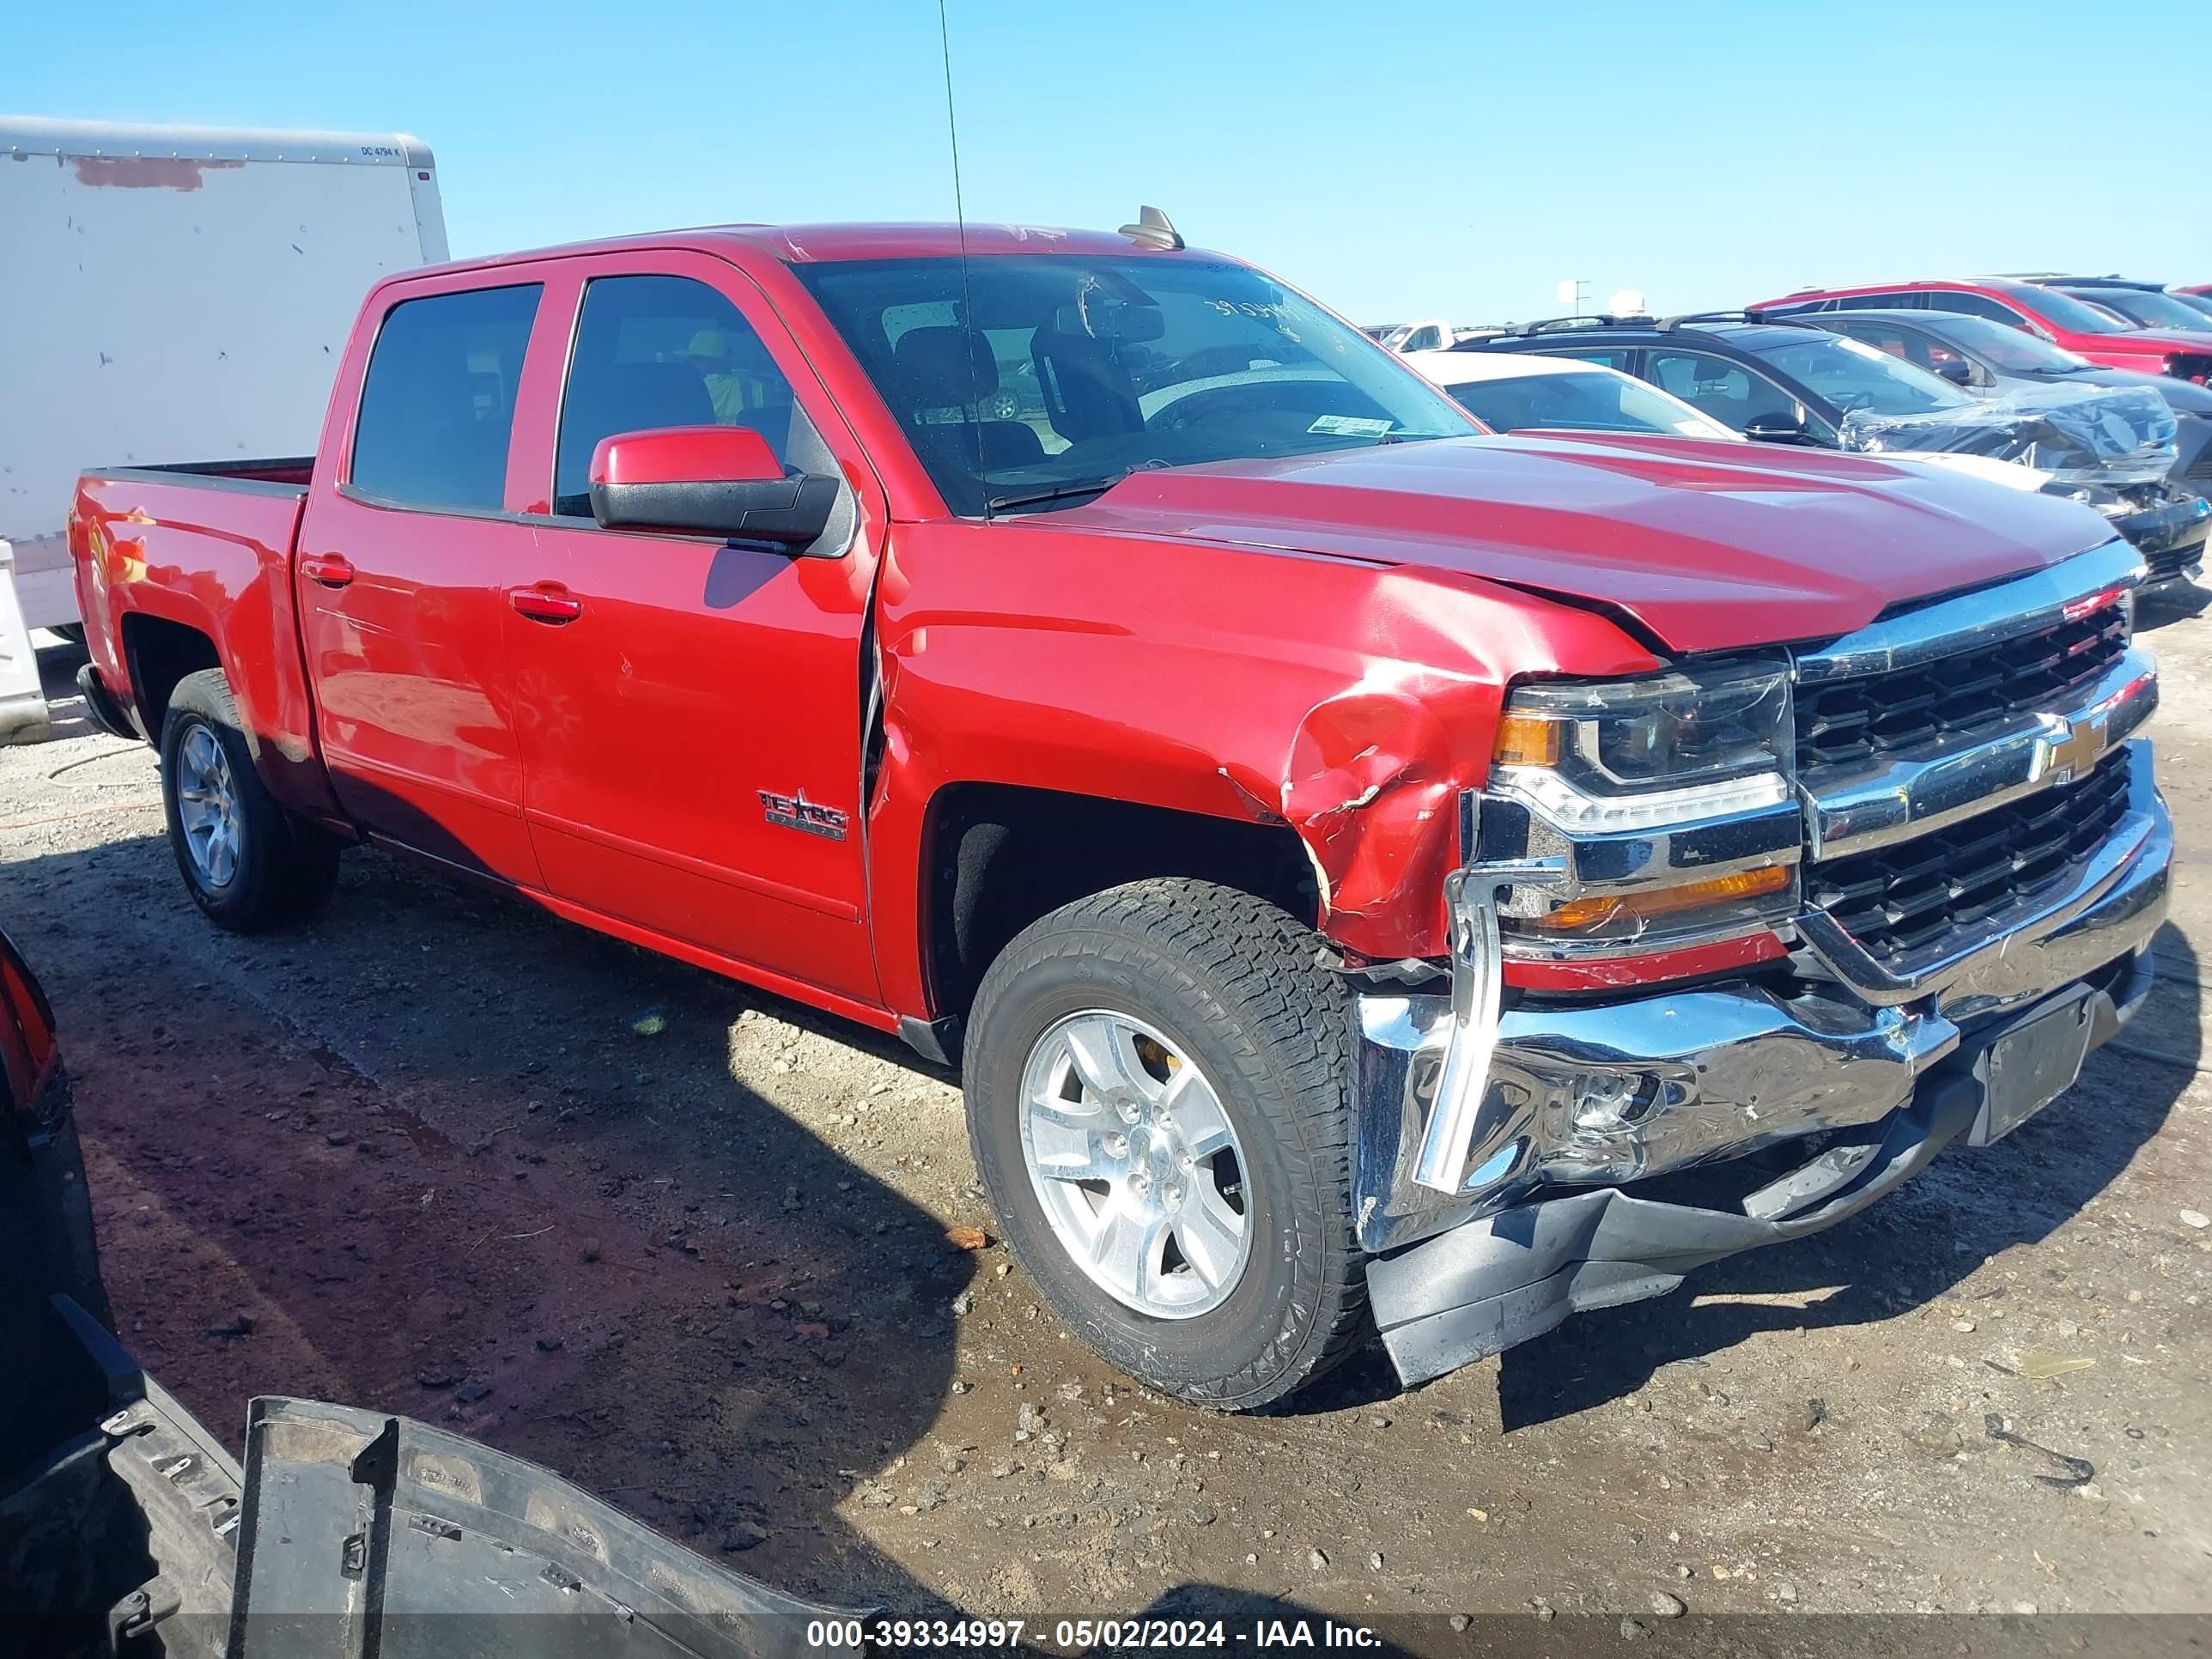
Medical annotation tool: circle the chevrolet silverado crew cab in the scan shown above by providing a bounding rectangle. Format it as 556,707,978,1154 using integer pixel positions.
70,218,2172,1408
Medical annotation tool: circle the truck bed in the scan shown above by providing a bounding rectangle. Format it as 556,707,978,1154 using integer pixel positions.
71,458,339,822
86,456,315,489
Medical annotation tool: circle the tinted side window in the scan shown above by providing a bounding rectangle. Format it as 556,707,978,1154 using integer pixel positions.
1837,291,1922,311
1546,346,1634,370
1832,320,1929,368
555,275,799,517
1648,350,1802,430
1926,292,2027,328
351,285,541,511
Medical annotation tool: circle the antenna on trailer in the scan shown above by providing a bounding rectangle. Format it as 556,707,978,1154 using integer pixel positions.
936,0,992,520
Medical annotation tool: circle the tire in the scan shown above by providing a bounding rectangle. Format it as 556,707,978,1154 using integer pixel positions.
963,878,1368,1410
159,668,340,933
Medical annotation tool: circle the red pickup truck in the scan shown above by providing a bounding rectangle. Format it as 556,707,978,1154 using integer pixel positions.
70,221,2172,1407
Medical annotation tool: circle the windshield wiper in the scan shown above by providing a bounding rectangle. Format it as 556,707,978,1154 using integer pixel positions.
983,473,1129,514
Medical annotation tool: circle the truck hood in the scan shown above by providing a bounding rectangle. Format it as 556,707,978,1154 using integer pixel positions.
1051,435,2115,654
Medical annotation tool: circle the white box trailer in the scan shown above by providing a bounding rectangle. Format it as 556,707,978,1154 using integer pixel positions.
0,116,447,637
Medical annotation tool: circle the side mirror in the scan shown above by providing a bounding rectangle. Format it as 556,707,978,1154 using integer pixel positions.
1933,358,1976,386
1744,412,1814,444
588,426,840,549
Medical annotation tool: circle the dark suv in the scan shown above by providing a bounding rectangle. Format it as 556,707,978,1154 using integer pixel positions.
1466,314,2211,586
1784,307,2212,499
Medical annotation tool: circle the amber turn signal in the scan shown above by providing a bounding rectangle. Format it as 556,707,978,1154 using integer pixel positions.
1492,711,1561,768
1525,864,1792,934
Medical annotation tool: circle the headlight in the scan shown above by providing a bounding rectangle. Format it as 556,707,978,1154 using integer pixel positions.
1492,659,1794,832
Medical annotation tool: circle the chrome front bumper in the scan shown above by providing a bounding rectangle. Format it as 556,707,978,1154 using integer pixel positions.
1352,742,2172,1254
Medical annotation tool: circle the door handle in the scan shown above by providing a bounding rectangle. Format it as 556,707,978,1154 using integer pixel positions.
299,552,356,588
508,582,582,624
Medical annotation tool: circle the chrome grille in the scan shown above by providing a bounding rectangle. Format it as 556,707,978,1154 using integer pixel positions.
1805,751,2132,969
1794,605,2129,784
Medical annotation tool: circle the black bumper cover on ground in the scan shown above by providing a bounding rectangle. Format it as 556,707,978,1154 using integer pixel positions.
1368,956,2153,1388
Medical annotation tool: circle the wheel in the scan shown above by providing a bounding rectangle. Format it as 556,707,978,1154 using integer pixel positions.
160,669,340,933
963,878,1368,1409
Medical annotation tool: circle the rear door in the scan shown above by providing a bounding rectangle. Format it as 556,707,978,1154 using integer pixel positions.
297,276,545,884
497,253,886,1006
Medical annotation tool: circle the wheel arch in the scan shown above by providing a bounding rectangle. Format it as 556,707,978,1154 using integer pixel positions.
914,782,1318,1035
118,612,222,746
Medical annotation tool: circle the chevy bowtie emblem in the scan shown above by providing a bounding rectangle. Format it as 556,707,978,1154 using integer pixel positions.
2035,711,2109,783
758,788,848,842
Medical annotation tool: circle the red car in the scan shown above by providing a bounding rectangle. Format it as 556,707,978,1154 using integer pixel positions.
68,220,2172,1407
1756,276,2212,383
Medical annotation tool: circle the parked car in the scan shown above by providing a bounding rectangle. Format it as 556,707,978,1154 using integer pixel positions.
0,929,851,1657
1754,276,2212,384
1403,349,1741,440
1783,307,2212,511
70,219,2171,1407
1378,319,1504,352
1470,315,2210,586
2029,278,2212,333
0,118,449,643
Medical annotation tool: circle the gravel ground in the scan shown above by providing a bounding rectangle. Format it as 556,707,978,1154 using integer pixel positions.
3,599,2209,1638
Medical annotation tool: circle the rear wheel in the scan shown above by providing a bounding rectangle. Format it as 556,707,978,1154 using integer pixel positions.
963,879,1368,1409
160,669,340,933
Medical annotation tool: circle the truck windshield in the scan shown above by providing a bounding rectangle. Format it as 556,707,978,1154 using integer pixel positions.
1739,331,1970,416
793,255,1477,515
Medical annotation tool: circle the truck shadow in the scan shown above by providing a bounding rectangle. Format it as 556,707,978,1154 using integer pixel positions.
2131,583,2208,632
1492,926,2199,1431
4,826,982,1613
9,773,2195,1600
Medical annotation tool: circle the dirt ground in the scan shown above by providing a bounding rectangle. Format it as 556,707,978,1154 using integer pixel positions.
3,597,2209,1638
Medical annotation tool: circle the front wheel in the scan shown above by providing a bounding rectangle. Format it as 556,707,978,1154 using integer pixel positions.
160,669,340,933
963,879,1368,1410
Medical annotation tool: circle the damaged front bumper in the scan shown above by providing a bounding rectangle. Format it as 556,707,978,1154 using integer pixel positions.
2117,490,2210,586
1351,749,2171,1387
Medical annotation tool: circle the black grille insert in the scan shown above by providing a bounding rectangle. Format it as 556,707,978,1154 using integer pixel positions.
1796,605,2128,781
1806,751,2133,969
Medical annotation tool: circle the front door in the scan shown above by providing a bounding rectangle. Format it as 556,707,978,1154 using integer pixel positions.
298,280,544,884
500,259,884,1006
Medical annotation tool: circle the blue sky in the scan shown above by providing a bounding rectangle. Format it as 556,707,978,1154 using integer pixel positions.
9,0,2209,325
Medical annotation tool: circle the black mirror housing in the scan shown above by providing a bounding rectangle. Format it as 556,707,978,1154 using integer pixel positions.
1743,413,1813,444
590,473,842,549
